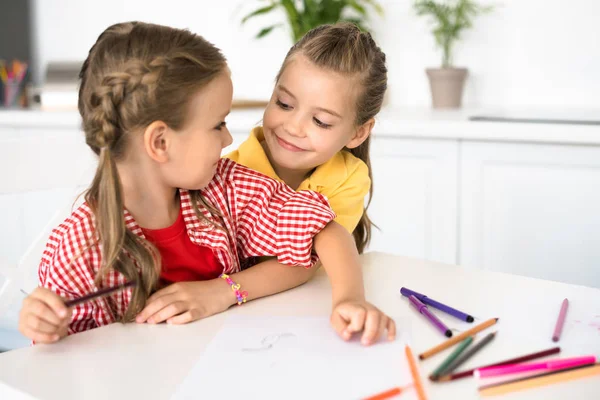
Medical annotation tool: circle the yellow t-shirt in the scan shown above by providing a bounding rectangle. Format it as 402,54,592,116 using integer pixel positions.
225,127,370,233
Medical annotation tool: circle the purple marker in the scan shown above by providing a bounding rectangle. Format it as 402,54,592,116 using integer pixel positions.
401,287,474,323
408,295,453,337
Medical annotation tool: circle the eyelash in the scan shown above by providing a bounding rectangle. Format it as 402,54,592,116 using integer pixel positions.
215,121,227,131
276,99,332,129
276,99,291,110
313,117,331,129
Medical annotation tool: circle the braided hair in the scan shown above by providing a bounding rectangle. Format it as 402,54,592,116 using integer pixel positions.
78,22,227,321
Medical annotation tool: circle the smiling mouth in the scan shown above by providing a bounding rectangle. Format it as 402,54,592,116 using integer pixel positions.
274,135,306,152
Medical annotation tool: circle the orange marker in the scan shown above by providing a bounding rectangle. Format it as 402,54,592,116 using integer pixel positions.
406,345,427,400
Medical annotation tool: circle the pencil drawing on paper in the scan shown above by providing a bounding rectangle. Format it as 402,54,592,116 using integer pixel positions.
242,333,296,352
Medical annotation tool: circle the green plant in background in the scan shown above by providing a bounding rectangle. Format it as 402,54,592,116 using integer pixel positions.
414,0,494,68
242,0,384,43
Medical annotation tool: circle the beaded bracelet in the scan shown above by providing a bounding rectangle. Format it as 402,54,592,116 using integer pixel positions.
220,273,248,305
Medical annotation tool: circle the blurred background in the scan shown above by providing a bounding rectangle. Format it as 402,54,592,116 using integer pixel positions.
2,0,600,108
0,0,599,351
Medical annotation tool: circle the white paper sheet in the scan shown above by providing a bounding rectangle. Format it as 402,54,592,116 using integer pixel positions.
171,316,413,400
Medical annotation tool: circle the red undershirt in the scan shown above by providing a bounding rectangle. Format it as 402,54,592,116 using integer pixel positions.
141,206,222,284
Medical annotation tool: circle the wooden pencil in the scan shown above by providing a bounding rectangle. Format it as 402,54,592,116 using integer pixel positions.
419,318,498,360
432,332,496,380
430,336,474,379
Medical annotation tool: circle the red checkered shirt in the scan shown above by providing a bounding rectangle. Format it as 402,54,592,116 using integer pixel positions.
39,158,335,335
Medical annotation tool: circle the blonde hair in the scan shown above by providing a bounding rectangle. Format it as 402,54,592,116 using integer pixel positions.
78,22,227,321
276,23,387,254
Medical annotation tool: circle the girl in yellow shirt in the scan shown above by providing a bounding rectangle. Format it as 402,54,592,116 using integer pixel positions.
227,23,390,343
227,22,385,254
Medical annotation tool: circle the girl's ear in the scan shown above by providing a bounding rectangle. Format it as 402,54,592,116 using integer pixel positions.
143,121,171,163
346,118,375,149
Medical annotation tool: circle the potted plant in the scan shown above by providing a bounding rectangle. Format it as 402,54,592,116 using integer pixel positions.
414,0,493,108
241,0,384,43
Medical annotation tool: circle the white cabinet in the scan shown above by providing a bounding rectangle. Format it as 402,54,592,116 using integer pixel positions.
460,141,600,287
367,137,458,265
225,131,461,266
2,110,600,288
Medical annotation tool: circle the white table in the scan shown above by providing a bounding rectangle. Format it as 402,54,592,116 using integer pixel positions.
0,252,599,400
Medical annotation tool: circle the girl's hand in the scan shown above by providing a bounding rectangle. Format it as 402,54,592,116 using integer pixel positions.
330,299,396,346
18,287,71,343
136,280,236,325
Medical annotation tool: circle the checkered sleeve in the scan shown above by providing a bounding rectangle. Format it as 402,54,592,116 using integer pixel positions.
38,208,100,335
222,159,336,267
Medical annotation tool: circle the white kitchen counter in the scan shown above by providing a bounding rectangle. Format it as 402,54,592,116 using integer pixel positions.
1,107,599,145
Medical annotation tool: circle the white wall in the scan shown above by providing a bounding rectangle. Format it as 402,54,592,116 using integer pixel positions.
376,0,600,109
32,0,600,108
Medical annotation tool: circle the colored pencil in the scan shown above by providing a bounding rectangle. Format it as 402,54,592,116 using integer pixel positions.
362,386,405,400
432,331,496,380
419,318,498,360
552,298,569,342
435,346,561,382
64,281,136,307
479,363,600,397
430,336,473,379
475,356,596,378
406,345,427,400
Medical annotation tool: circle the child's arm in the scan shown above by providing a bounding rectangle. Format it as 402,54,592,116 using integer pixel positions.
137,160,332,324
136,259,320,325
137,160,393,343
19,287,72,343
314,221,364,301
24,259,99,341
230,258,319,300
314,221,396,345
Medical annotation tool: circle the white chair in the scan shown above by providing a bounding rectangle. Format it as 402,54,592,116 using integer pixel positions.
0,194,82,309
0,124,95,351
0,190,87,351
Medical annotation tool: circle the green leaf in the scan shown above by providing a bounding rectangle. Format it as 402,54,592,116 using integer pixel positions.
319,0,344,23
303,0,317,13
241,4,277,24
414,0,495,66
256,24,282,38
348,1,368,16
280,0,303,41
300,0,319,31
361,0,385,16
241,0,388,43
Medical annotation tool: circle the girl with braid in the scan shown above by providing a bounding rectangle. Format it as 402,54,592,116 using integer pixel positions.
18,22,395,346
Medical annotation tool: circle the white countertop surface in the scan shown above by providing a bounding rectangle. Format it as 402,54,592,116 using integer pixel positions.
1,252,599,400
1,107,599,145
